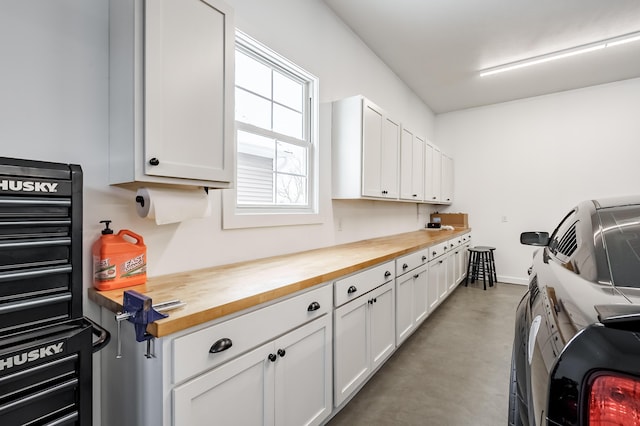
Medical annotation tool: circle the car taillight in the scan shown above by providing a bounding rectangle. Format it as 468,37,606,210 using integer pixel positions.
588,374,640,425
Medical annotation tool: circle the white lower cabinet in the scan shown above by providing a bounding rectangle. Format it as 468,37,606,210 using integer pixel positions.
98,233,474,426
395,247,429,345
99,283,332,426
173,314,332,426
427,256,446,311
334,280,395,407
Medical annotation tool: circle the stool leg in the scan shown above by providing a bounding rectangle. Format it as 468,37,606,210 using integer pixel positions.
481,252,487,290
465,250,473,287
490,250,497,283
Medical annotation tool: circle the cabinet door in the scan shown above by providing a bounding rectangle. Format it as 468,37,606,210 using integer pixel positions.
395,272,415,344
399,128,414,201
274,315,332,426
173,341,274,426
144,0,234,183
441,153,454,204
334,295,370,407
424,142,435,202
427,259,443,311
454,248,465,285
369,282,396,370
413,136,425,200
361,101,383,197
413,267,429,326
381,117,400,199
400,130,425,201
432,146,442,202
437,257,448,301
447,252,457,293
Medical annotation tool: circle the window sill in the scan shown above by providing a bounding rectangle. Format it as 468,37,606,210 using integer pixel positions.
222,189,324,229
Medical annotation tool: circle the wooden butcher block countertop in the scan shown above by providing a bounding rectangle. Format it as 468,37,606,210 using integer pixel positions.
88,228,470,337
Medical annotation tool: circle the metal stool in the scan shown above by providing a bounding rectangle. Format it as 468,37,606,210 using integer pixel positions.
465,247,495,290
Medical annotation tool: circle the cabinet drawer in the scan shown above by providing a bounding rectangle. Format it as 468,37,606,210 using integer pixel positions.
172,283,332,384
395,249,429,277
428,242,448,260
462,232,472,244
334,261,394,307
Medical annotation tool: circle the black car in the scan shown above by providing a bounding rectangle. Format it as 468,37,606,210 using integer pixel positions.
510,196,640,426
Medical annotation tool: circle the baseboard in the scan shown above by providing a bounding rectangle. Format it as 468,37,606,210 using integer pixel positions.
497,275,528,286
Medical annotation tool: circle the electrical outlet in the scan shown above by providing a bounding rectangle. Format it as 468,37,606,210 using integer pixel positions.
501,216,508,223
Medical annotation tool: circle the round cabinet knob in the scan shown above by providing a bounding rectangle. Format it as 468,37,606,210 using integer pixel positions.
413,274,419,279
307,301,321,312
432,251,437,256
149,157,160,166
384,271,391,278
422,255,427,261
277,349,286,358
402,263,408,270
268,353,277,362
347,285,357,294
209,338,233,353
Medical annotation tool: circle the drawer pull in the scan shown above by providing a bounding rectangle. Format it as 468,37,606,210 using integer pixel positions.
277,349,286,358
413,274,419,279
432,251,437,256
209,338,233,354
307,301,321,312
402,263,408,270
347,285,357,294
268,353,277,362
384,271,391,278
149,157,160,166
422,255,427,261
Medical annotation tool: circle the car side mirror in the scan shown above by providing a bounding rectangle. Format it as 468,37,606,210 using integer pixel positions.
520,231,550,246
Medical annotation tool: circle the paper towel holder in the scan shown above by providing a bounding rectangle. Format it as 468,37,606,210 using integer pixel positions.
135,187,209,208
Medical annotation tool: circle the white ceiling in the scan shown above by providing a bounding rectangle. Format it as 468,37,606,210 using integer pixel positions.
322,0,640,113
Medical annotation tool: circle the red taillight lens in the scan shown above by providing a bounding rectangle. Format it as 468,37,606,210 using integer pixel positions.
589,374,640,425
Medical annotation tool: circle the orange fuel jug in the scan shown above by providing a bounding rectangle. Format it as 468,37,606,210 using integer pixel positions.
92,220,147,291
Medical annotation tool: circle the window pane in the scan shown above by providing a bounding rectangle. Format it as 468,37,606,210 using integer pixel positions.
277,141,307,176
274,71,303,112
236,51,271,98
237,131,275,166
237,152,274,205
276,175,307,205
237,131,275,205
273,104,302,139
236,89,271,129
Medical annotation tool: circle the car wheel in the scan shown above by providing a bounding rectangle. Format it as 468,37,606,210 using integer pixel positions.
508,347,524,426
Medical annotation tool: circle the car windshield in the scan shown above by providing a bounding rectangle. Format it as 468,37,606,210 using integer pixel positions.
599,205,640,288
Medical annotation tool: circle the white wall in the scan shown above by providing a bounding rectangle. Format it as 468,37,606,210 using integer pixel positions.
436,77,640,284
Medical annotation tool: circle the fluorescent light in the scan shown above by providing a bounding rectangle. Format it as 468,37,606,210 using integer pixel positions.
480,31,640,77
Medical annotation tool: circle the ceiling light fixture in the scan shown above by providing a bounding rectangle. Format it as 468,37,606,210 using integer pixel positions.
480,31,640,77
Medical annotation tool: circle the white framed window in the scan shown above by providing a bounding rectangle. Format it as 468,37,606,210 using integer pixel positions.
222,31,321,229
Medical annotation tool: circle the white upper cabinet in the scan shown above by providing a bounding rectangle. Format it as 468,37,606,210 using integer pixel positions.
109,0,235,188
441,153,454,204
400,127,425,201
332,96,400,200
332,95,453,204
425,143,442,202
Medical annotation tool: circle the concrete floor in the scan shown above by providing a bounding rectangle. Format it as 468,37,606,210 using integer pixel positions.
327,281,527,426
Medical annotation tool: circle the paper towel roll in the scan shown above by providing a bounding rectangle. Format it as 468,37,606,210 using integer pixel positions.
136,187,211,225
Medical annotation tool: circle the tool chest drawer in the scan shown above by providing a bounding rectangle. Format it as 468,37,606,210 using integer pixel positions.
172,283,332,384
